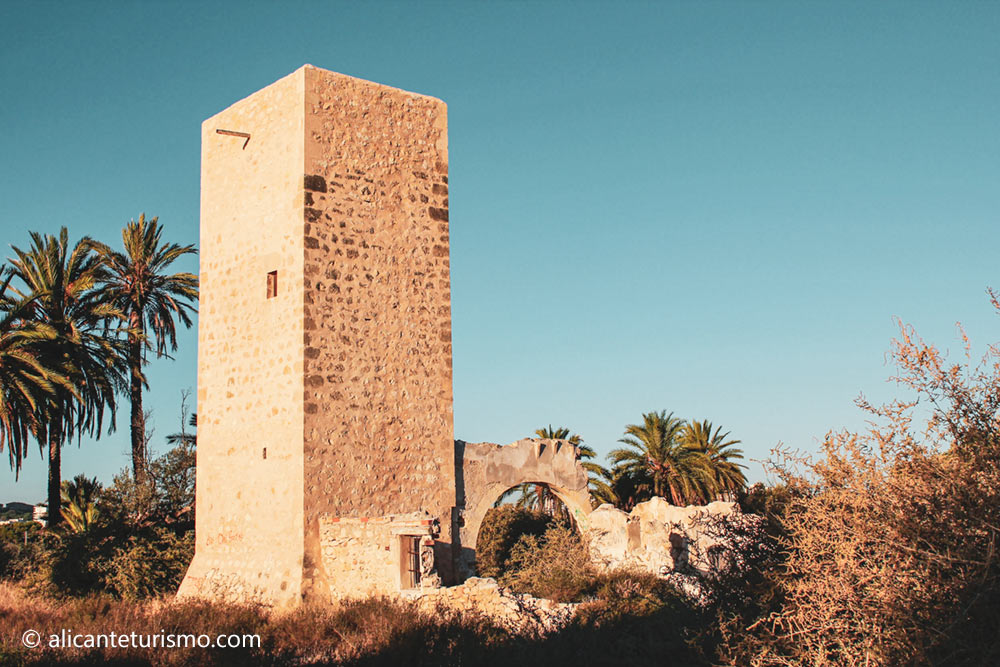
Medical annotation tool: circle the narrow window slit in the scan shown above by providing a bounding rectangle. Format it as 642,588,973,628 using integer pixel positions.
266,270,278,298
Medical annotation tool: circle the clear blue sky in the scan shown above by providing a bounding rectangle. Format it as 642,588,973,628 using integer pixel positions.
2,1,998,503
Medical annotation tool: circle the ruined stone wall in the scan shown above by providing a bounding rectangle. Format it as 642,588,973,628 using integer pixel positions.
456,438,592,578
298,67,456,592
416,577,577,636
179,69,306,605
586,498,745,577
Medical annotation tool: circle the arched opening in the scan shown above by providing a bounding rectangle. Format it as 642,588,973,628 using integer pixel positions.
492,481,577,522
454,438,594,582
471,482,588,580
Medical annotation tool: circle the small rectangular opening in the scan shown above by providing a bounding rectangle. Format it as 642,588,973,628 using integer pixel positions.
400,536,421,589
266,270,278,299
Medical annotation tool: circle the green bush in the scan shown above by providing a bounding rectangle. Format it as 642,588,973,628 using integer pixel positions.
0,522,56,589
0,439,197,600
100,526,194,600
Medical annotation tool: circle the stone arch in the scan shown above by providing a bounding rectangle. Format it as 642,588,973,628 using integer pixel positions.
453,438,592,579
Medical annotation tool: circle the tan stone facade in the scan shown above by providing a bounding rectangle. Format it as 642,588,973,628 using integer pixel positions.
317,513,440,597
178,69,307,605
179,66,593,605
179,66,454,605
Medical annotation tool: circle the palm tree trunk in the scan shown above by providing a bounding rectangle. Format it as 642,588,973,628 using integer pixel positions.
535,484,547,514
47,423,62,528
129,334,145,482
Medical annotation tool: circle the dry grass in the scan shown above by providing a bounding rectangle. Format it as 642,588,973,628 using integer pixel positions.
0,583,502,666
0,578,709,666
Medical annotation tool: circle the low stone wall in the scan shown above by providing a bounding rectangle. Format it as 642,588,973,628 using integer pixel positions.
317,512,441,599
416,577,577,635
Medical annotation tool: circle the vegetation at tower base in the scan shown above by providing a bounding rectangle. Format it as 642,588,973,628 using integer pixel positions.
0,581,706,666
0,434,196,600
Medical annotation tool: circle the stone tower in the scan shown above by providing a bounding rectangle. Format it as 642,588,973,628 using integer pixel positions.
178,65,454,605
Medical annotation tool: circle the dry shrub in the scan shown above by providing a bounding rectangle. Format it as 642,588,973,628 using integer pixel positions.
475,506,556,579
724,298,1000,666
576,569,685,623
500,524,594,602
0,442,196,602
99,527,194,600
268,596,500,664
0,585,266,666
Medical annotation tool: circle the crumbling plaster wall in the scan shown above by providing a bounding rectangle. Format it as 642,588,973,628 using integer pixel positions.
586,497,743,576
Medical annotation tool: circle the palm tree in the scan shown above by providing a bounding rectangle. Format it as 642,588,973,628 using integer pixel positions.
495,483,543,510
587,464,621,508
90,214,198,481
534,426,617,509
8,228,129,527
609,411,714,506
527,425,580,513
534,425,582,445
578,446,618,508
0,271,74,476
604,466,654,511
681,419,747,499
60,473,102,533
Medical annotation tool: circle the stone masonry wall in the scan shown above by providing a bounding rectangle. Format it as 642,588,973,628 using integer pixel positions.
179,69,306,605
318,513,440,598
298,67,456,592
